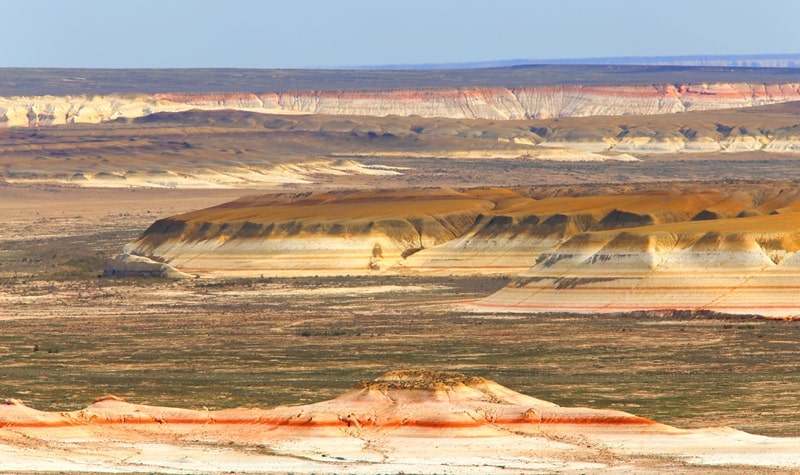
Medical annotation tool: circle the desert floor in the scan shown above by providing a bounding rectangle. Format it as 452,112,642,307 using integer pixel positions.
5,65,800,473
2,184,798,442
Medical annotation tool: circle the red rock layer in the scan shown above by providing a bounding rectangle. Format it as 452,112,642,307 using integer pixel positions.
0,371,661,433
3,370,799,472
5,82,800,127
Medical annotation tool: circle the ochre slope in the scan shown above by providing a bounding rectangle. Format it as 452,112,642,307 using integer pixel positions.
121,186,739,276
115,184,800,318
126,188,501,276
402,185,800,275
476,210,800,318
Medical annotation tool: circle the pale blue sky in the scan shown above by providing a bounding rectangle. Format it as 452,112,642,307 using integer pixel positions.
3,0,798,68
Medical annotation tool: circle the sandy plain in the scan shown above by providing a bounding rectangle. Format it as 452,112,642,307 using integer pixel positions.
2,178,800,473
3,67,800,473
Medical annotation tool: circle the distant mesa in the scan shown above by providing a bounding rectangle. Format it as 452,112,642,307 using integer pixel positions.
113,188,497,277
375,54,800,70
3,81,800,128
107,185,800,319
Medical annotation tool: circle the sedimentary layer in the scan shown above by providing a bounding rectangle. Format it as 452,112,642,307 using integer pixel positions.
5,101,800,191
3,82,800,127
2,370,798,473
476,216,800,318
123,188,500,276
113,185,800,318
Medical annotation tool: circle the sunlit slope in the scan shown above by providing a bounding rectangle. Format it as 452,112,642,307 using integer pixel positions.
118,184,800,319
127,188,499,276
403,185,800,276
476,205,800,318
126,186,752,276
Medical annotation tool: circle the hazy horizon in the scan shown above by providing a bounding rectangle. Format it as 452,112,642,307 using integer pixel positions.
3,0,799,69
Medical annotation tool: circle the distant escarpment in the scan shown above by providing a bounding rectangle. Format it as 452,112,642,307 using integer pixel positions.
3,82,800,127
113,184,800,318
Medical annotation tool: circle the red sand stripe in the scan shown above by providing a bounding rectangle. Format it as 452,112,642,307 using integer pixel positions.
472,301,800,310
0,414,656,429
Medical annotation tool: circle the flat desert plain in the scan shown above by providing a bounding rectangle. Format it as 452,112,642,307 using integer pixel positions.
2,66,800,473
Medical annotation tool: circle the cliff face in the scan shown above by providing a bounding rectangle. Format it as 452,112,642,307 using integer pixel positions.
122,189,497,276
3,82,800,127
110,185,800,318
515,83,800,118
475,219,800,319
106,186,800,317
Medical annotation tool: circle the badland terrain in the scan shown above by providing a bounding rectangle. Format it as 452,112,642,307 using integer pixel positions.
2,65,800,473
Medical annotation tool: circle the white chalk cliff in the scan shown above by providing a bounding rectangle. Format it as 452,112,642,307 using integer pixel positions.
3,82,800,127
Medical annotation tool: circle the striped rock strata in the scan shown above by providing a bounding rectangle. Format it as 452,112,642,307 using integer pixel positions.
400,187,761,275
117,187,684,277
113,186,800,318
475,213,800,319
2,370,798,473
123,188,497,277
3,82,800,127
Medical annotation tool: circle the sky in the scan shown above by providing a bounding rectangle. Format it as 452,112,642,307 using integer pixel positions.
3,0,799,68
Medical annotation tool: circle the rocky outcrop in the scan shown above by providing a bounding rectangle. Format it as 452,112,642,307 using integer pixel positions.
113,185,800,318
396,186,800,278
120,189,497,277
103,253,192,279
2,369,799,473
3,82,800,127
475,213,800,319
